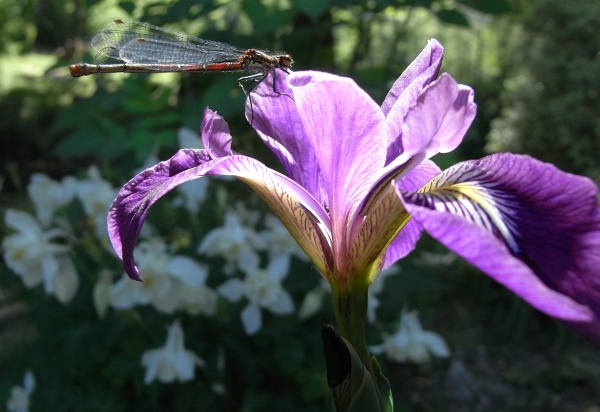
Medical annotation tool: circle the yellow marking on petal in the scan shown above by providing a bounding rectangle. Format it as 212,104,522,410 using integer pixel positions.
350,184,411,283
359,157,415,216
418,179,520,253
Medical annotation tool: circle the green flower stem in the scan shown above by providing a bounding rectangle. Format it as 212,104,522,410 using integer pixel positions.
331,280,377,393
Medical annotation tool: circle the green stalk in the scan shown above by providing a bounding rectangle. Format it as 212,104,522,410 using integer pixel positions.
331,280,378,393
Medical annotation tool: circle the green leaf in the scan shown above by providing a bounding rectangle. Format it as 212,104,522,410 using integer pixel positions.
371,356,393,412
321,325,385,412
345,339,380,412
121,85,172,114
199,76,245,119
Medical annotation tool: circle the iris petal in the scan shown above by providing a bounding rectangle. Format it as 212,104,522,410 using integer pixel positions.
401,74,476,160
397,153,600,342
288,72,389,230
247,72,325,204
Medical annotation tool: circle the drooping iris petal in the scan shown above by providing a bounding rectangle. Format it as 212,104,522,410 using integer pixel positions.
109,151,332,280
108,111,332,280
396,153,600,343
107,149,210,280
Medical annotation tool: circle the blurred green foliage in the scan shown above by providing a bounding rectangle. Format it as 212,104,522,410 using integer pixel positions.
486,0,600,179
1,0,599,411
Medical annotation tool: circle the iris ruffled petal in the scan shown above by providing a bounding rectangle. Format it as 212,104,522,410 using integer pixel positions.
200,108,234,158
382,39,444,117
401,74,476,160
383,39,444,160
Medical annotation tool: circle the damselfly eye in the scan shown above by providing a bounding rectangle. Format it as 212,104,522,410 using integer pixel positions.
280,55,294,67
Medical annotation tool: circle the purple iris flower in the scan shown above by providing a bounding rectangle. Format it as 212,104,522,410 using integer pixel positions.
108,39,600,345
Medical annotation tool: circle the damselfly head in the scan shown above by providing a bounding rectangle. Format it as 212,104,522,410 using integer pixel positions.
279,55,294,69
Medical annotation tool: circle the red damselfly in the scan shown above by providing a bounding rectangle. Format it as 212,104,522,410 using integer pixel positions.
70,19,294,97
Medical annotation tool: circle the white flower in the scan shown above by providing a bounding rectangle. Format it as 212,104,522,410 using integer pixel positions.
298,280,329,320
76,166,117,241
3,209,78,302
198,212,265,275
42,254,79,304
110,240,217,315
218,251,294,335
367,265,400,323
232,201,261,226
141,320,204,384
110,240,177,313
93,270,113,318
27,173,77,227
166,255,217,317
6,370,35,412
173,178,210,213
259,214,308,262
370,308,450,363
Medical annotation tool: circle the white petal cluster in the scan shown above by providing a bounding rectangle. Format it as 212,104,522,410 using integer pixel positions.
2,209,78,303
259,214,308,262
198,212,266,275
6,370,35,412
93,270,113,318
371,308,450,363
298,280,330,320
76,166,118,242
27,173,77,228
141,320,204,384
110,239,217,316
218,250,294,335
